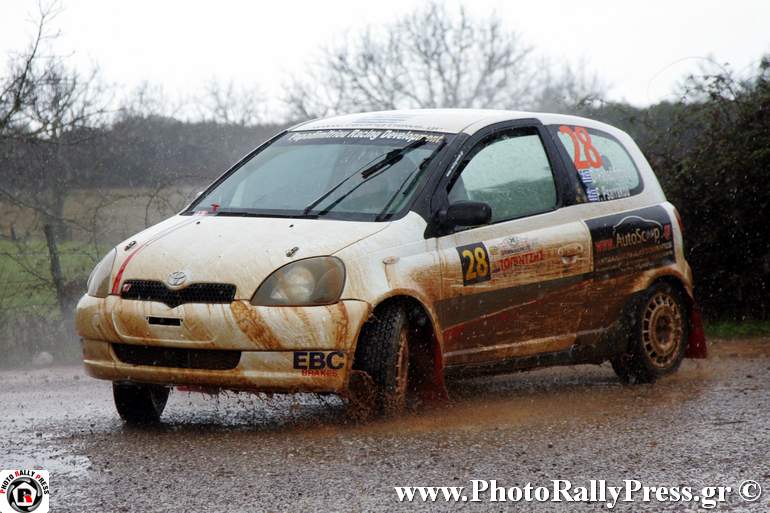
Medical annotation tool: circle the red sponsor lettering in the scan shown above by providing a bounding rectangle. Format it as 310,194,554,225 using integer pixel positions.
496,249,544,272
594,239,614,252
301,369,338,377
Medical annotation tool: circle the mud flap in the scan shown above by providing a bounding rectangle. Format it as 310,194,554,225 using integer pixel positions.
419,340,449,403
685,303,708,359
410,334,449,403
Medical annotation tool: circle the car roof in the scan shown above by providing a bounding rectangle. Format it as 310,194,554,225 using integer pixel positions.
289,108,623,136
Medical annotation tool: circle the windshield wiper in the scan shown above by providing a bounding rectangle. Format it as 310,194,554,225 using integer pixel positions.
302,137,428,216
375,140,446,221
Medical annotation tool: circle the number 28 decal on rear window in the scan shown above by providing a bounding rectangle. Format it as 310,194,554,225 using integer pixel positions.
559,125,603,170
456,242,491,285
553,124,641,203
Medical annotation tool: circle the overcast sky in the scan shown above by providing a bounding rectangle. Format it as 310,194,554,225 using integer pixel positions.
2,0,769,120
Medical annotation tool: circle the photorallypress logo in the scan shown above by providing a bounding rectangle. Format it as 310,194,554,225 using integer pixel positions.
0,470,49,513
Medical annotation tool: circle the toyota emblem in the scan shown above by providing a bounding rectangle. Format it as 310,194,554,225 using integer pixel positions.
167,271,188,288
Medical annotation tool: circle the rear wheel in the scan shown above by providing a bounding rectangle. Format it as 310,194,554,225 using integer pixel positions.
352,303,411,416
611,282,688,384
113,382,169,424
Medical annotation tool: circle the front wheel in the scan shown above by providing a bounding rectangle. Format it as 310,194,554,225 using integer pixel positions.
611,283,688,384
113,382,170,424
352,303,411,416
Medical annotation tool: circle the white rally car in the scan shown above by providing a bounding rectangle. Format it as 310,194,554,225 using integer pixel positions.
76,109,707,423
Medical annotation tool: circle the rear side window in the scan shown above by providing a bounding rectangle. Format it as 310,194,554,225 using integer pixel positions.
550,125,641,202
448,128,557,223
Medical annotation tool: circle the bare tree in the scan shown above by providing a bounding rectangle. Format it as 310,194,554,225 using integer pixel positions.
533,59,607,113
0,60,109,235
285,3,605,119
0,2,60,136
0,1,110,317
120,81,187,120
197,79,265,126
0,1,109,186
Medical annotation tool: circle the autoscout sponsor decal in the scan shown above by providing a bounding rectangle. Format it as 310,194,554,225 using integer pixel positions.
0,470,49,513
292,351,344,377
586,205,674,275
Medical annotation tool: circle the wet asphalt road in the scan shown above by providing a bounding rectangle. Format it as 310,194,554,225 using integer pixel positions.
2,338,769,513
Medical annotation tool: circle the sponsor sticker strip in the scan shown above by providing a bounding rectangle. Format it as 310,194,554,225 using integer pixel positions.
457,236,548,286
286,129,444,144
586,206,675,276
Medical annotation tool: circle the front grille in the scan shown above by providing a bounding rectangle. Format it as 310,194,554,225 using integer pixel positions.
120,280,236,308
113,344,241,370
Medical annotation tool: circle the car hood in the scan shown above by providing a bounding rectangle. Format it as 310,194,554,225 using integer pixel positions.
111,215,389,298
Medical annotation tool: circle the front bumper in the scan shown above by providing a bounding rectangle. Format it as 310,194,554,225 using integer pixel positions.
75,295,371,393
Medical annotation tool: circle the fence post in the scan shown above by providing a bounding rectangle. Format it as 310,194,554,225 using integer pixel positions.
43,224,66,318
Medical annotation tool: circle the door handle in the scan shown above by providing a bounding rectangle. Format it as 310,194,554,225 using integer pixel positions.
558,244,583,264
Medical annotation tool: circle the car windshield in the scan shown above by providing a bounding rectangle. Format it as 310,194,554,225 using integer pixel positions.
187,129,448,221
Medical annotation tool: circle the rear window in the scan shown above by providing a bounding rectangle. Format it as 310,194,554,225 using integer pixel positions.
549,125,642,202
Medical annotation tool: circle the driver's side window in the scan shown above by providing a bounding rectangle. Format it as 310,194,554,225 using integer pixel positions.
448,128,557,223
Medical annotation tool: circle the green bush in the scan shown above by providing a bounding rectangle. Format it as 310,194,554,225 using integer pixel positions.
586,58,770,321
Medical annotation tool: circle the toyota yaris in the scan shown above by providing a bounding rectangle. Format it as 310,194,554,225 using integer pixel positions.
76,109,707,423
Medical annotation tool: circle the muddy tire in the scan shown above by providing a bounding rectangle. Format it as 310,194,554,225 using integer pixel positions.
611,282,688,384
353,303,411,416
345,370,377,422
113,382,169,424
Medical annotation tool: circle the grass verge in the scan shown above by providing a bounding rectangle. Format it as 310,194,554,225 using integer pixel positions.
704,320,770,339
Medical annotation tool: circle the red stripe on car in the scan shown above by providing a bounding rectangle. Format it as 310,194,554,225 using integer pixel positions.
110,217,201,294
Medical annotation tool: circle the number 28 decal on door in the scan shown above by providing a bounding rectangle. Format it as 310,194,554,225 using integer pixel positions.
456,242,491,285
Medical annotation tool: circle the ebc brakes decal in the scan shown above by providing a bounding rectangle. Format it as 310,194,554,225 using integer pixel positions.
292,351,345,377
456,242,491,285
586,205,675,276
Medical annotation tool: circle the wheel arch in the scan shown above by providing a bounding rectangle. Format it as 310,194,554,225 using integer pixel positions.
639,273,707,359
627,273,693,331
651,273,693,302
352,293,448,401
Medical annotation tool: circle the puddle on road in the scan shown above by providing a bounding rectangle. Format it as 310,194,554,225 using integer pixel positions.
132,358,714,441
42,339,768,495
159,339,764,437
322,362,711,437
14,339,765,448
2,444,91,476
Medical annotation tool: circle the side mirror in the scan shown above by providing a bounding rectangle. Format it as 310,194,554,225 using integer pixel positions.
439,201,492,231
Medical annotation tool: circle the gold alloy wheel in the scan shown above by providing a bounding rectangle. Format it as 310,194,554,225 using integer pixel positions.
641,292,684,368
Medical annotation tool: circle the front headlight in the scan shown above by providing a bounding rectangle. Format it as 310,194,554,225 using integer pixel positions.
87,249,117,298
251,256,346,306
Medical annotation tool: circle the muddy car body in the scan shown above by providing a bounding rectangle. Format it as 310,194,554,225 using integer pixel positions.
75,109,707,422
